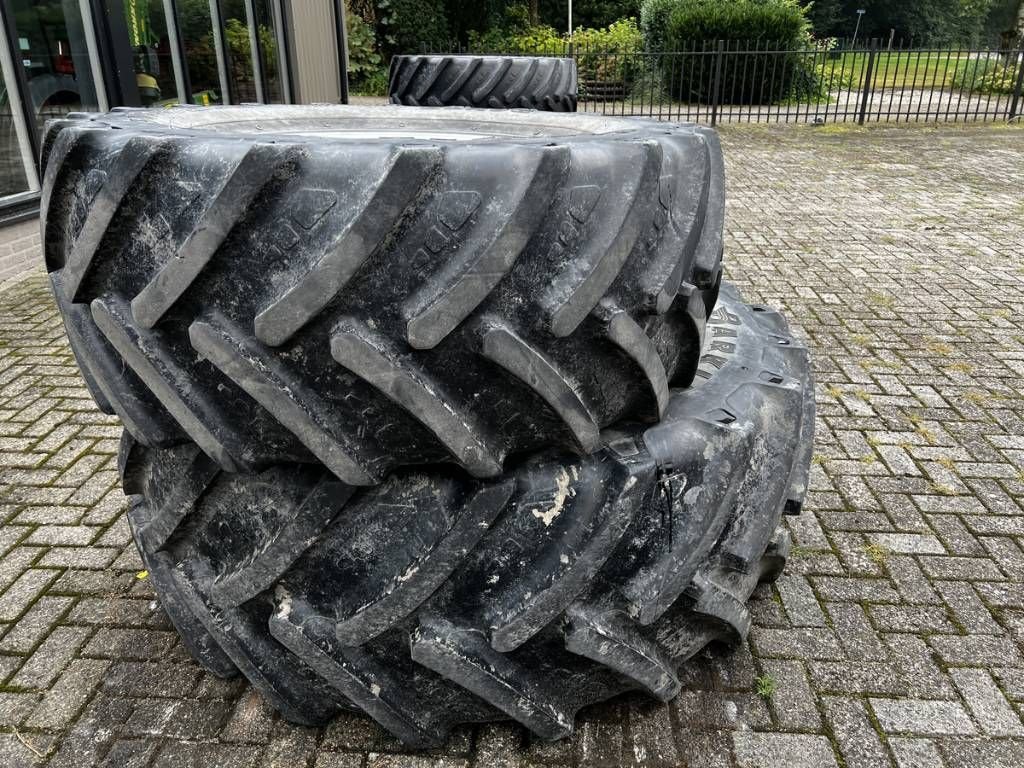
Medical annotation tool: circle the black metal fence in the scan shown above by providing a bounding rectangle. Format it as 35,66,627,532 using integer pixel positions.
429,39,1024,125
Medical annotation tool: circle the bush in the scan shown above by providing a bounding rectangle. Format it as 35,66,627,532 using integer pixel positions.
663,0,810,47
376,0,450,57
351,67,390,96
639,0,679,51
469,18,643,90
571,19,644,83
642,0,818,105
345,8,383,81
952,56,1018,95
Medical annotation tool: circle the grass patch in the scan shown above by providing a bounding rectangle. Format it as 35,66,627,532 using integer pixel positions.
755,674,777,699
826,51,971,91
867,291,895,308
944,362,974,375
864,541,889,565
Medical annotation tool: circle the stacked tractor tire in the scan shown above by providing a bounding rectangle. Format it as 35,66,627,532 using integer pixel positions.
43,56,813,746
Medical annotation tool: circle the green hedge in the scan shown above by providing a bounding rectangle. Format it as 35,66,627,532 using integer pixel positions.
641,0,818,104
663,0,810,48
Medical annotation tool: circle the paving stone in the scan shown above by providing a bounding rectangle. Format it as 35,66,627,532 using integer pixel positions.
573,715,624,767
750,627,845,660
222,689,278,744
81,627,177,661
472,723,524,768
0,595,73,652
775,575,827,627
260,728,319,768
0,691,39,727
949,668,1024,736
869,532,945,554
8,625,91,689
929,634,1021,667
731,732,839,768
101,660,202,698
676,730,732,768
821,696,890,768
934,581,1003,635
150,742,263,768
1,125,1023,767
761,660,821,731
314,755,364,768
624,702,679,767
122,698,230,739
809,660,908,696
0,568,59,621
889,737,946,768
870,698,976,736
0,732,48,768
937,737,1024,768
25,658,110,728
99,739,160,768
886,556,942,605
827,602,888,661
868,604,958,634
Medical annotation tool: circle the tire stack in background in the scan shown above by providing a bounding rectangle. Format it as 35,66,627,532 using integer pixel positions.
42,56,813,747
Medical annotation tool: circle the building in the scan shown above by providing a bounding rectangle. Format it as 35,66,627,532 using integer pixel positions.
0,0,349,280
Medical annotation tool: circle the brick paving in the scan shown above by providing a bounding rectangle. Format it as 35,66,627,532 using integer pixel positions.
0,122,1022,766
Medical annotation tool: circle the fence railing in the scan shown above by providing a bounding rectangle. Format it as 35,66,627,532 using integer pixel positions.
426,39,1024,125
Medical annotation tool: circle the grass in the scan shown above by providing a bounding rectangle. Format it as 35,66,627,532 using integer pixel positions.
823,51,973,91
865,541,889,565
755,674,777,699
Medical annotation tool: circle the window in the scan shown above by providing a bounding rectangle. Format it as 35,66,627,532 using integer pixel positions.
253,0,284,103
0,34,32,199
0,0,101,203
122,0,179,105
10,0,100,120
220,0,258,103
177,0,224,104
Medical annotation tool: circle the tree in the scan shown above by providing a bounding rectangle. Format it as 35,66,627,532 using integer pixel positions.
984,0,1024,45
539,0,642,31
800,0,843,36
828,1,995,45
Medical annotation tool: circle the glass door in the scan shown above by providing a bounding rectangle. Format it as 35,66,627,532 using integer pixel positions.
122,0,179,105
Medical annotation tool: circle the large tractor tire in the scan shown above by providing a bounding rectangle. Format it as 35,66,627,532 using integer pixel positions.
389,55,577,111
42,105,725,484
119,284,814,744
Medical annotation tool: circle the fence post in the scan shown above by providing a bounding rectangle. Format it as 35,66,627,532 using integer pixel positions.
857,40,877,125
1009,47,1024,120
710,39,725,126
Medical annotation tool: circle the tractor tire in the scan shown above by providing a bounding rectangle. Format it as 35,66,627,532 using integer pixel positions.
389,55,577,111
43,105,725,484
120,283,814,744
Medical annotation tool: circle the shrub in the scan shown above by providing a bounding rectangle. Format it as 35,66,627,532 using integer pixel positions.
351,67,390,96
571,19,643,84
642,0,818,105
469,18,643,89
952,56,1018,95
639,0,679,51
376,0,450,57
345,8,383,82
663,0,811,48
